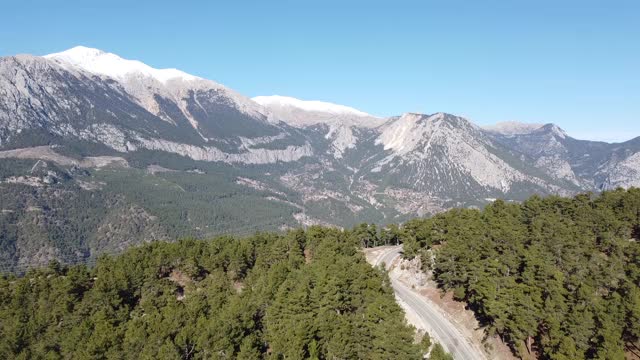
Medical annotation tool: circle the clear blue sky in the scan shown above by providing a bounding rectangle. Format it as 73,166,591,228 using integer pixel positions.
1,0,638,142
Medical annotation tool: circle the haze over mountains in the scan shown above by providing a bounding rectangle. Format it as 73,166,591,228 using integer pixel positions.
1,46,639,269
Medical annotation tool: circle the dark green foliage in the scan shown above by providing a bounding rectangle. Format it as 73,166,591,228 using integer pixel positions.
428,343,454,360
420,332,432,352
0,228,422,359
407,189,640,359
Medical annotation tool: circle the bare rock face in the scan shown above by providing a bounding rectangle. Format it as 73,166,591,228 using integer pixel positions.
597,151,640,190
375,113,529,192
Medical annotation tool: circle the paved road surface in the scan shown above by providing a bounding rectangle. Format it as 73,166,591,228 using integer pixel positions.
374,246,486,360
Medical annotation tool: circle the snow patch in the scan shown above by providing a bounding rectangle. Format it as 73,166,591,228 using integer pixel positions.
253,95,372,117
255,95,383,158
45,46,200,84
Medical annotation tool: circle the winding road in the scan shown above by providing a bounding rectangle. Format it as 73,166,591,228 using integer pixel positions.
372,246,486,360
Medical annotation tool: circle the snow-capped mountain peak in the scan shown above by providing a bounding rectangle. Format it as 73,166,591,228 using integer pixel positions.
252,95,373,118
42,46,275,131
253,95,382,158
44,46,200,84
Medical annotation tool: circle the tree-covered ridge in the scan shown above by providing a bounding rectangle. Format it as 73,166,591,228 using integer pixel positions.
0,228,423,359
401,188,640,359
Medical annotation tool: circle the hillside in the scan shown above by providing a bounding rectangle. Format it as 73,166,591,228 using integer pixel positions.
4,190,638,359
396,188,640,359
0,227,426,359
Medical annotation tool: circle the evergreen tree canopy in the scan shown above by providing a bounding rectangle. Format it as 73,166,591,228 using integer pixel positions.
402,189,640,359
0,229,423,359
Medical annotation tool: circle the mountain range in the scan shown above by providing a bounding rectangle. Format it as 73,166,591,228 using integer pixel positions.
1,46,638,270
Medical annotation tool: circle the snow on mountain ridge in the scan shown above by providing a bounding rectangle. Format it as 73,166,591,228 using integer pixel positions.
45,46,200,84
253,95,373,117
44,46,275,134
255,95,383,158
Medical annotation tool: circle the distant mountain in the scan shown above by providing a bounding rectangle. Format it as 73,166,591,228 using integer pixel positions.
484,122,640,190
483,121,546,136
0,46,638,270
253,95,374,122
254,95,383,158
370,113,570,196
1,47,311,163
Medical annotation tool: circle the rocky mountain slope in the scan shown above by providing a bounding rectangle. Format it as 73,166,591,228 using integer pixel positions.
1,47,311,164
0,46,638,270
484,122,640,190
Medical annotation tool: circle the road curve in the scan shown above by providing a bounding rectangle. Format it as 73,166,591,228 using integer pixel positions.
373,246,486,360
